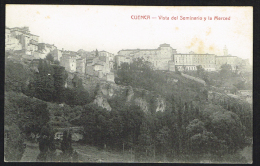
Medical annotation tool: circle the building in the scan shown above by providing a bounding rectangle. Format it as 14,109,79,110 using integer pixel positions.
115,55,133,69
50,49,62,61
215,56,239,71
76,58,86,74
118,44,177,70
174,52,216,71
99,51,115,70
5,27,22,51
9,26,39,54
106,72,115,82
168,60,175,71
60,53,77,73
85,56,111,79
38,43,57,58
215,46,246,71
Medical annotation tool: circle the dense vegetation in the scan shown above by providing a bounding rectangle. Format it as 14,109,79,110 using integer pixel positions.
184,64,252,90
115,58,205,102
5,57,252,162
5,59,92,105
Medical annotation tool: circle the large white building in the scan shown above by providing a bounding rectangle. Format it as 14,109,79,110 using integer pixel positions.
174,52,216,71
118,44,177,70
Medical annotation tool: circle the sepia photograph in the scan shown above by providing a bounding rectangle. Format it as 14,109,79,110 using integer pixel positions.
5,5,252,163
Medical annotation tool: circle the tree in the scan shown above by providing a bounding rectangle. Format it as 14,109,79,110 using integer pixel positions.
64,88,90,106
196,65,205,77
4,124,26,161
34,60,55,101
72,74,83,89
137,122,153,161
52,65,68,103
5,60,30,92
219,64,232,79
5,92,50,137
209,110,246,153
18,99,50,136
46,53,54,63
233,81,245,90
189,131,218,156
37,125,52,161
53,60,60,65
156,126,171,160
61,130,73,155
186,119,205,137
175,66,181,75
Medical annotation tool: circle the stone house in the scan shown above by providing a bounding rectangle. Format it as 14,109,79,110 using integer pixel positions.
85,56,112,80
5,27,22,51
9,27,39,53
76,58,86,74
60,53,77,73
50,49,62,62
98,50,115,70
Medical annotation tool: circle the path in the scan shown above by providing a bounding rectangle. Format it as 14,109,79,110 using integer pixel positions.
239,145,252,163
20,142,40,162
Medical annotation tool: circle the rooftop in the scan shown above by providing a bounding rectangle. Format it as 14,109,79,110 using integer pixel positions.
119,44,175,52
175,53,215,55
216,55,237,58
159,43,171,47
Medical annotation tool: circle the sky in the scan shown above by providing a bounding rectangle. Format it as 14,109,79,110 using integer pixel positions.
6,5,253,64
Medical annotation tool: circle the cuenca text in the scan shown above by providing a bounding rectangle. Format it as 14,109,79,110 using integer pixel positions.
131,15,150,20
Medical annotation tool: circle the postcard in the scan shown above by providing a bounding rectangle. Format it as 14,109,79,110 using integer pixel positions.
5,5,252,163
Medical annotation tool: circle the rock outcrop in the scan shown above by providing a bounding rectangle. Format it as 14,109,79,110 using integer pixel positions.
67,73,167,113
126,86,134,102
155,96,166,112
134,97,149,113
93,94,112,111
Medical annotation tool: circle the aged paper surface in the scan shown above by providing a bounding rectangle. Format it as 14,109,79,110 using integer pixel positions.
5,5,252,163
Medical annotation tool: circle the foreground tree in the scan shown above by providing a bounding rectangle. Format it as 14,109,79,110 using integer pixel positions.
5,60,30,92
4,124,26,161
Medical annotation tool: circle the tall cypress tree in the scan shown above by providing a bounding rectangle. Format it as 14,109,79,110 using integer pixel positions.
35,59,55,102
52,65,67,103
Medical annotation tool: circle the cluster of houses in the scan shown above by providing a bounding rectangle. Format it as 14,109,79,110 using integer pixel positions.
5,26,116,82
6,26,251,83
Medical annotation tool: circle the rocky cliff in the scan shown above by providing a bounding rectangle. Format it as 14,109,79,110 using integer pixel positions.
66,73,168,113
92,81,167,113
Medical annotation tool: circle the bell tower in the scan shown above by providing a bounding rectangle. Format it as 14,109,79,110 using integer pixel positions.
223,45,228,56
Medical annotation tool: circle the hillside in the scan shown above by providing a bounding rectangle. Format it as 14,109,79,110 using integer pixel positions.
5,57,252,163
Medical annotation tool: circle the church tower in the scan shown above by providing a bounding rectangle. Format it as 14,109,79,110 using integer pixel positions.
223,45,228,56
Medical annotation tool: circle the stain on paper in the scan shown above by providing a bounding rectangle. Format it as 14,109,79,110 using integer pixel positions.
206,27,211,36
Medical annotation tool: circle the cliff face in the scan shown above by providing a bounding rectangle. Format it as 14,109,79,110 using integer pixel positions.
93,94,112,111
66,73,167,113
96,81,167,113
